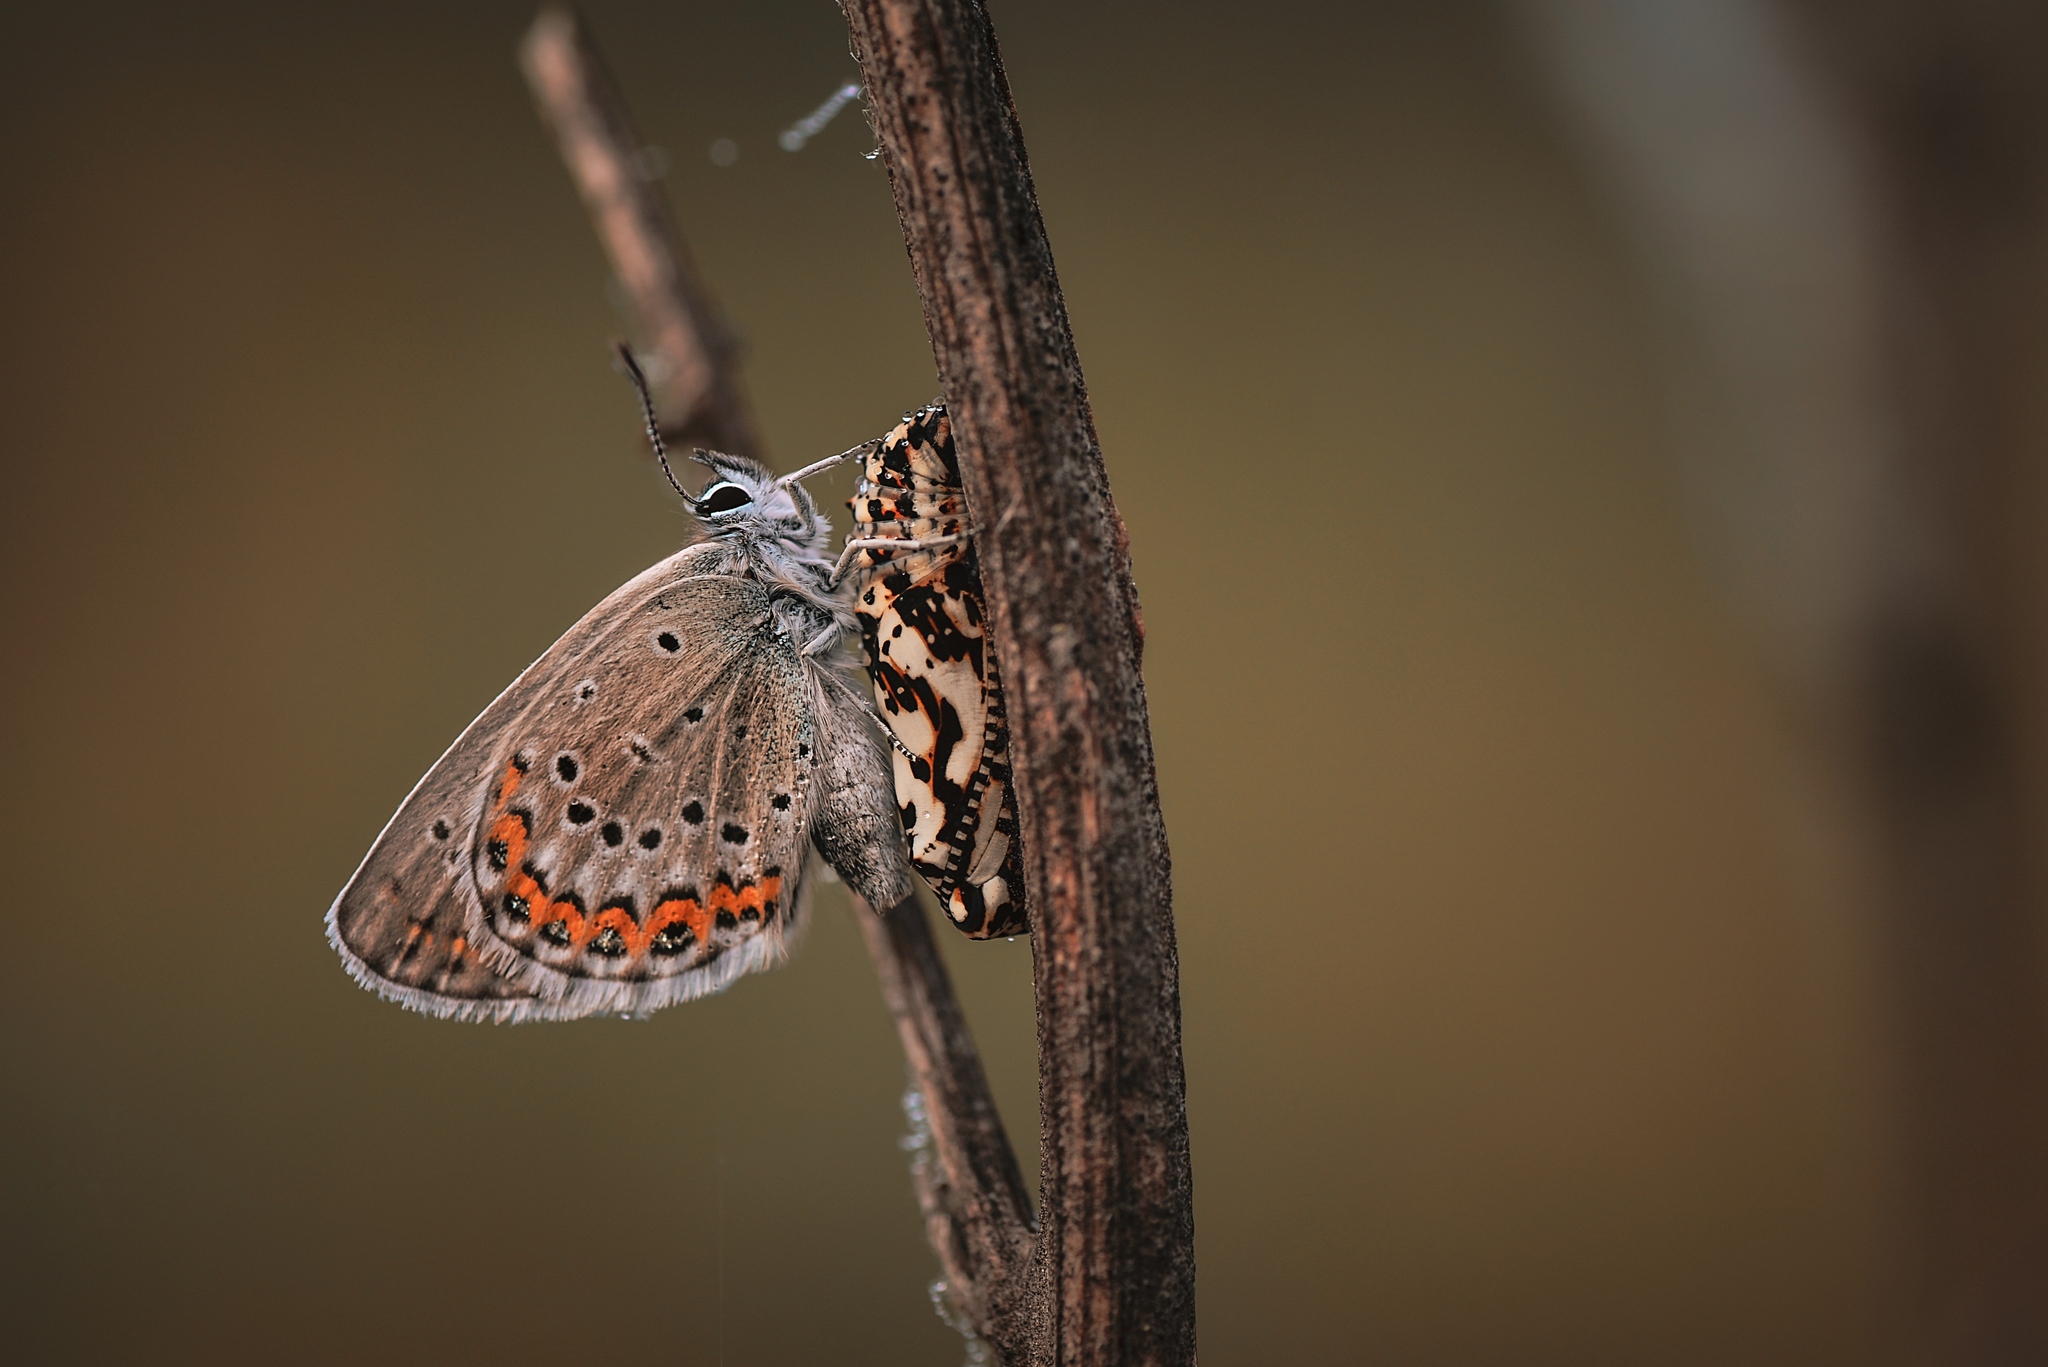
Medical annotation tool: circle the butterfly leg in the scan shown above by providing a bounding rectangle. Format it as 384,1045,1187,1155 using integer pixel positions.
775,444,875,545
827,533,966,588
799,622,845,657
776,442,871,491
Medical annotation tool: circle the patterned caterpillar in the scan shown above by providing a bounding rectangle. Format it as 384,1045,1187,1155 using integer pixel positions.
836,405,1027,938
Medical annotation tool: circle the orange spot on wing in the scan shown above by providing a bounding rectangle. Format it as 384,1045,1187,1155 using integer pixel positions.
491,873,783,960
481,753,782,964
632,875,785,957
491,810,530,864
506,867,544,910
592,904,640,942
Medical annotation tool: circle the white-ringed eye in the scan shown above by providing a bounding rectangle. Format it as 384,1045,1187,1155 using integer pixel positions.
699,482,753,516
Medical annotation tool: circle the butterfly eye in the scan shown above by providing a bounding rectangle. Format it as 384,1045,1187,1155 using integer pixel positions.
698,483,753,516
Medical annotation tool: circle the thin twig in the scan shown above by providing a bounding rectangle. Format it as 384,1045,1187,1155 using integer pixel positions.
520,7,758,456
844,2,1196,1363
853,894,1034,1334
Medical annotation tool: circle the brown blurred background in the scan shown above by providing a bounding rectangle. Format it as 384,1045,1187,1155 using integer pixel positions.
3,1,2044,1363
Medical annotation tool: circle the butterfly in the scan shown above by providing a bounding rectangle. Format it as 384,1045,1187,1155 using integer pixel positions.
816,404,1028,939
325,352,915,1022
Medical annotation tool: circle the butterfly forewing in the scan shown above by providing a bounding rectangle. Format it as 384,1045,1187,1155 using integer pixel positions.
329,551,816,1021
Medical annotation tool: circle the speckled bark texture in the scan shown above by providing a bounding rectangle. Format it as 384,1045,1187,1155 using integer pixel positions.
842,2,1196,1364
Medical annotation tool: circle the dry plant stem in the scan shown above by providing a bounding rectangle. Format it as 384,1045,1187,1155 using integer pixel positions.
844,2,1196,1364
520,8,758,455
853,894,1035,1327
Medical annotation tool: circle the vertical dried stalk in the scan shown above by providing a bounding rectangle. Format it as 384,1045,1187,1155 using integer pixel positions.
520,8,758,455
843,2,1196,1364
853,895,1034,1333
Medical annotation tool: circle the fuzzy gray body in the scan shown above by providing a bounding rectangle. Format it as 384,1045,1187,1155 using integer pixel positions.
326,451,914,1022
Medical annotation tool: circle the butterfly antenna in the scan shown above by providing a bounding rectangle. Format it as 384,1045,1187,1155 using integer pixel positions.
776,440,874,491
613,342,701,509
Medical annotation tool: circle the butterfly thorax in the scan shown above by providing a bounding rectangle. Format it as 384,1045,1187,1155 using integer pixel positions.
684,452,855,657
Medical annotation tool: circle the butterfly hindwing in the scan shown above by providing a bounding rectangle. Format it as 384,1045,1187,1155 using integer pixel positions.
850,405,1027,938
328,548,817,1021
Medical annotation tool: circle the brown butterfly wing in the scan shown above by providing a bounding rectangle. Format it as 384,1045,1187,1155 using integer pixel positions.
327,548,817,1021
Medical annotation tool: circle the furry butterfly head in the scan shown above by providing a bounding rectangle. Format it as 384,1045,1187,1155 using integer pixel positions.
682,449,830,560
611,346,832,573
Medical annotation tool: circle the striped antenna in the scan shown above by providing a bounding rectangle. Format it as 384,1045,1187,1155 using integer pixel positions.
612,342,699,508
